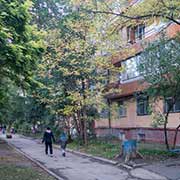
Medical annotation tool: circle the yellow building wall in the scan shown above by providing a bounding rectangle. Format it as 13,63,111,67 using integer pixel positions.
95,98,180,129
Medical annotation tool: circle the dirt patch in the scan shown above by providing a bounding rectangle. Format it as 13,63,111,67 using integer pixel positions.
0,139,55,180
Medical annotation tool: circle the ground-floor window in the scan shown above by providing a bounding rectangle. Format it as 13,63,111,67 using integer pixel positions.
136,95,149,116
118,101,127,117
164,98,180,113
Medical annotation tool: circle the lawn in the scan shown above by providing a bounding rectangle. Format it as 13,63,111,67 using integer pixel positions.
68,138,180,161
68,138,120,159
0,165,55,180
0,139,55,180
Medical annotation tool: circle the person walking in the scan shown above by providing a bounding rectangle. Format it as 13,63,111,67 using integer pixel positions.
42,127,55,157
2,125,6,134
59,128,68,157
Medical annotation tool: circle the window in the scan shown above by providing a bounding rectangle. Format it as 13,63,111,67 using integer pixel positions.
164,98,180,113
135,24,145,40
100,108,109,118
127,24,145,43
127,26,135,44
137,95,149,116
118,101,127,117
175,100,180,112
121,55,141,81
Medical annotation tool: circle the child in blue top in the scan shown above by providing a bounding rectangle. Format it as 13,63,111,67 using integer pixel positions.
60,128,68,157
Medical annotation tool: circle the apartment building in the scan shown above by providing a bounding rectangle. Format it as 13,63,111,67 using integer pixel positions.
95,1,180,145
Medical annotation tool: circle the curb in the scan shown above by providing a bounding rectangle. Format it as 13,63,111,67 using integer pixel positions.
68,148,118,165
117,163,133,170
53,145,136,170
65,148,135,170
6,141,64,180
53,144,118,165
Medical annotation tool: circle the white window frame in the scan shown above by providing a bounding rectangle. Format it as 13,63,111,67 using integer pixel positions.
120,55,142,82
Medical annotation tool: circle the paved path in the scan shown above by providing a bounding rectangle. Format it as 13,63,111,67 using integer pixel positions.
144,160,180,180
0,134,168,180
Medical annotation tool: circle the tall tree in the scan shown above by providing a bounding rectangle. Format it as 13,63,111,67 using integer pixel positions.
0,0,44,124
32,0,69,29
138,34,180,150
0,0,44,86
33,2,120,143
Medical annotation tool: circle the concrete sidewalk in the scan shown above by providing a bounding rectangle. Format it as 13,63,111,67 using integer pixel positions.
144,160,180,180
0,134,168,180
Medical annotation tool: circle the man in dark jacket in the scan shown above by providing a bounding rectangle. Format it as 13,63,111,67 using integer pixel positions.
42,127,55,156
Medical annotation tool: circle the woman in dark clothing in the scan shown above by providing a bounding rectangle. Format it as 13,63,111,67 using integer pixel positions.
42,127,55,157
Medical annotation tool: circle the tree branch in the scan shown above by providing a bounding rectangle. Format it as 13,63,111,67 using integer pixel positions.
85,9,180,25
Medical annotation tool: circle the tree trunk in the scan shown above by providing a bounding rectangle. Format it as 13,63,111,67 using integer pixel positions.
172,123,180,149
81,79,88,145
164,114,169,150
107,99,111,129
83,114,87,145
66,117,73,143
164,97,176,150
77,110,84,142
73,113,80,136
80,108,88,145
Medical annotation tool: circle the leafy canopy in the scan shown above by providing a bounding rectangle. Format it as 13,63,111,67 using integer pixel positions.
138,34,180,101
0,0,44,87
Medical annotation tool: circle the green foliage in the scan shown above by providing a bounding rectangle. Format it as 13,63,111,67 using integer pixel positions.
138,34,180,102
32,0,69,29
68,138,120,159
35,4,120,118
138,34,180,149
151,111,165,128
0,0,44,126
0,165,55,180
139,149,178,158
68,138,179,160
76,0,180,28
0,0,44,85
0,0,122,133
124,0,180,25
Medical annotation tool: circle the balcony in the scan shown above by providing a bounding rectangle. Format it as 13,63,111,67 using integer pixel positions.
112,21,177,65
105,79,148,100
